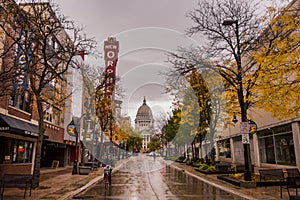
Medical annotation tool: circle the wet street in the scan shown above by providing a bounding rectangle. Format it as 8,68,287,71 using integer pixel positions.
73,154,245,200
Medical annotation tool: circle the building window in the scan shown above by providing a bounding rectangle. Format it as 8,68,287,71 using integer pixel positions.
9,90,31,113
0,137,33,164
44,105,61,126
217,138,231,158
258,124,295,166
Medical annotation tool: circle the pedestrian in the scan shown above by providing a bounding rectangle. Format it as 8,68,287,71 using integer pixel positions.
153,152,156,161
104,165,112,186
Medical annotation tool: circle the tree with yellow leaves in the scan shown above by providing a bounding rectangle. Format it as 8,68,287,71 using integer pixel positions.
167,0,299,179
253,1,300,119
187,70,212,161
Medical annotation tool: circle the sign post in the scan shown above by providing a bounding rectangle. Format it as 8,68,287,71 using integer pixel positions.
240,122,250,144
67,119,78,175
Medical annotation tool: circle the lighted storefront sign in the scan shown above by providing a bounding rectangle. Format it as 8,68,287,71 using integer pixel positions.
103,37,119,99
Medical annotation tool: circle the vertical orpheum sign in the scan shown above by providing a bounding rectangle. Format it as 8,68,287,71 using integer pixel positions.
104,37,119,100
14,28,33,90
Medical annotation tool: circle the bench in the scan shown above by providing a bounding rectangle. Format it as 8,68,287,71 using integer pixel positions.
281,169,300,199
287,168,300,178
78,166,91,175
259,169,285,182
84,162,99,170
0,174,33,199
259,169,285,197
285,177,300,199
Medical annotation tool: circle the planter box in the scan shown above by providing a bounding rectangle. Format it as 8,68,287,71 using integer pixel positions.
195,168,234,174
217,175,256,188
78,166,91,175
240,180,257,188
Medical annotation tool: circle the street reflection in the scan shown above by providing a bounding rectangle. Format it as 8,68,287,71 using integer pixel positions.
73,155,244,200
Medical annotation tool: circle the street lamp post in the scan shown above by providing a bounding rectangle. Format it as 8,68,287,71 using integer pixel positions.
67,119,79,175
222,19,252,181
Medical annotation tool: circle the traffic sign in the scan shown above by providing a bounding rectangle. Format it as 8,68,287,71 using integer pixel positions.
242,133,250,144
240,122,249,134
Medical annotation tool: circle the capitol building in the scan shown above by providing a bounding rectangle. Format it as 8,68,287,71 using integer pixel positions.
134,97,155,150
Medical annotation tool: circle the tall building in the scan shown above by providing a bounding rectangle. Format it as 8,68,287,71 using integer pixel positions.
0,1,73,174
135,97,155,149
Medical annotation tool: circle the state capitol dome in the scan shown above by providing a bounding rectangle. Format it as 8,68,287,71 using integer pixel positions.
134,97,155,150
135,97,153,120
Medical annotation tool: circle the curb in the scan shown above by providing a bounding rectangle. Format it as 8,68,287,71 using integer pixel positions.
59,175,102,200
170,164,259,200
60,159,130,200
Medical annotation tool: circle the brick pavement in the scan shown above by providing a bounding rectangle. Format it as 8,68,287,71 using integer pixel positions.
1,166,103,200
172,162,293,200
1,159,295,200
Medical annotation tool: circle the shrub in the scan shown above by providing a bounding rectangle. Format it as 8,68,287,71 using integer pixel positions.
167,156,177,161
206,165,216,172
175,156,186,162
186,159,193,165
233,173,243,179
193,160,201,167
198,163,216,172
199,163,209,170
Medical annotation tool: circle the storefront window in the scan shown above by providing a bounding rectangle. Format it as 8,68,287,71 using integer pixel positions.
217,138,231,158
0,137,33,164
258,124,295,166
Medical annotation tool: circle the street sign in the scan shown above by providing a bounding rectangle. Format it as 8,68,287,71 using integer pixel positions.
240,121,250,144
249,120,257,133
240,122,249,134
242,133,250,144
67,123,76,137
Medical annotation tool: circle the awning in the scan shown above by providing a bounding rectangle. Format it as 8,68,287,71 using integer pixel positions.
0,114,39,137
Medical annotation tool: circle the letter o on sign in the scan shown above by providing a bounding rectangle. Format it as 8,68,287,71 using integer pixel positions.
107,51,115,59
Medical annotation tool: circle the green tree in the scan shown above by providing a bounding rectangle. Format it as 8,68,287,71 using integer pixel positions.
125,127,143,153
162,108,181,157
147,135,161,152
78,62,104,162
188,70,210,161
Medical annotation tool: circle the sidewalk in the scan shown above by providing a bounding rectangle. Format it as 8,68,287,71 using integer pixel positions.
172,162,292,200
1,159,127,200
1,159,293,200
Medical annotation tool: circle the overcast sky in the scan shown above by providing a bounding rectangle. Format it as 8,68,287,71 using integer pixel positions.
54,0,202,124
54,0,281,125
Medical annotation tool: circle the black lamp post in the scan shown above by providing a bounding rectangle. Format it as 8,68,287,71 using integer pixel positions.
222,19,252,181
67,119,79,175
